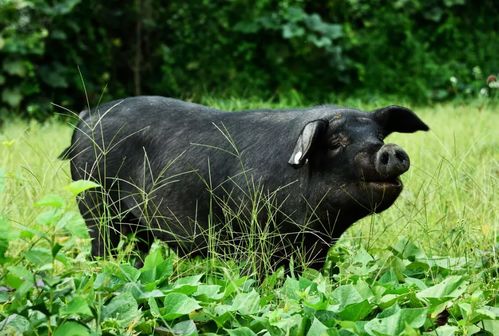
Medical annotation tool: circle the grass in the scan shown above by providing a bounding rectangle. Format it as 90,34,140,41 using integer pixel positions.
0,100,497,335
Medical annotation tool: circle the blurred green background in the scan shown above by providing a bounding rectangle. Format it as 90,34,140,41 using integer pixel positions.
1,0,498,120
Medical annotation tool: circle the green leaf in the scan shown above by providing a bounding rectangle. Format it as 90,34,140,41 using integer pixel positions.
425,325,459,336
336,300,373,321
35,194,66,208
35,209,60,227
282,277,301,300
307,318,329,336
140,243,173,284
53,321,90,336
102,292,140,326
148,297,161,318
232,289,261,315
332,285,360,306
140,289,165,299
364,307,428,336
0,314,30,333
173,320,198,336
25,247,52,267
6,266,34,291
2,87,22,107
390,237,426,260
172,274,203,294
60,296,93,317
416,276,467,300
162,293,201,320
2,59,29,77
51,243,63,258
194,284,223,301
56,210,87,237
226,327,257,336
118,263,141,282
482,320,498,334
65,180,100,196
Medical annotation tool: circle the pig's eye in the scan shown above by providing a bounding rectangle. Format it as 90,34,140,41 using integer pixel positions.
328,141,341,150
327,139,344,154
327,133,349,152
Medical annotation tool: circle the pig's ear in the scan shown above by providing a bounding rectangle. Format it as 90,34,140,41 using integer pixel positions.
288,120,327,168
373,105,429,136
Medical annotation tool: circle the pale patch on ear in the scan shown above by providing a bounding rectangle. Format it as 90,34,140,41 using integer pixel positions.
288,120,327,168
293,151,302,165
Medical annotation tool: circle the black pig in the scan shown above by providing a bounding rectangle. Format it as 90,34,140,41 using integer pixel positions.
61,96,428,268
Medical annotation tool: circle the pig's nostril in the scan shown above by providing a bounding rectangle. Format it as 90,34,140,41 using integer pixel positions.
380,152,389,165
395,151,406,163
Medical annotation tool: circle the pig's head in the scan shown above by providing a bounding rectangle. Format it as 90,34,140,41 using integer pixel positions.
288,105,429,220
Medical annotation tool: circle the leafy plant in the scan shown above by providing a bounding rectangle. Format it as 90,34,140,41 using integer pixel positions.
1,182,497,334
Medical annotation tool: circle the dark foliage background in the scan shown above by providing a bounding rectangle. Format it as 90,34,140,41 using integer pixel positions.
0,0,498,119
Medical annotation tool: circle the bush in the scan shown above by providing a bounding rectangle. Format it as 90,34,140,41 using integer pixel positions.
0,0,498,120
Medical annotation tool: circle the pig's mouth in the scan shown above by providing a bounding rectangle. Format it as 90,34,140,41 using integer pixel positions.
365,178,402,191
358,177,403,213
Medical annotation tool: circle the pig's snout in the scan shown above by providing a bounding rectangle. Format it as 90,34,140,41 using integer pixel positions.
375,144,410,178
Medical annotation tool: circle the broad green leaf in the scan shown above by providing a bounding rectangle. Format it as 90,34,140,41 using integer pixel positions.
24,247,52,267
148,297,161,318
282,277,301,300
52,243,63,258
226,327,257,336
482,320,498,334
162,293,201,320
232,289,261,315
173,320,198,336
55,211,86,235
65,180,100,196
303,293,328,311
172,274,203,294
35,209,60,227
336,300,373,321
405,277,427,290
53,321,90,336
2,59,29,77
140,289,165,299
423,325,459,336
269,312,303,333
140,243,173,285
315,310,337,328
102,292,140,326
352,247,374,266
194,284,223,300
6,266,34,291
118,264,141,282
331,284,366,307
35,194,66,208
60,296,93,317
364,307,428,336
1,87,22,107
174,274,203,287
390,237,426,260
307,318,329,336
459,303,497,323
416,276,467,300
0,314,30,333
